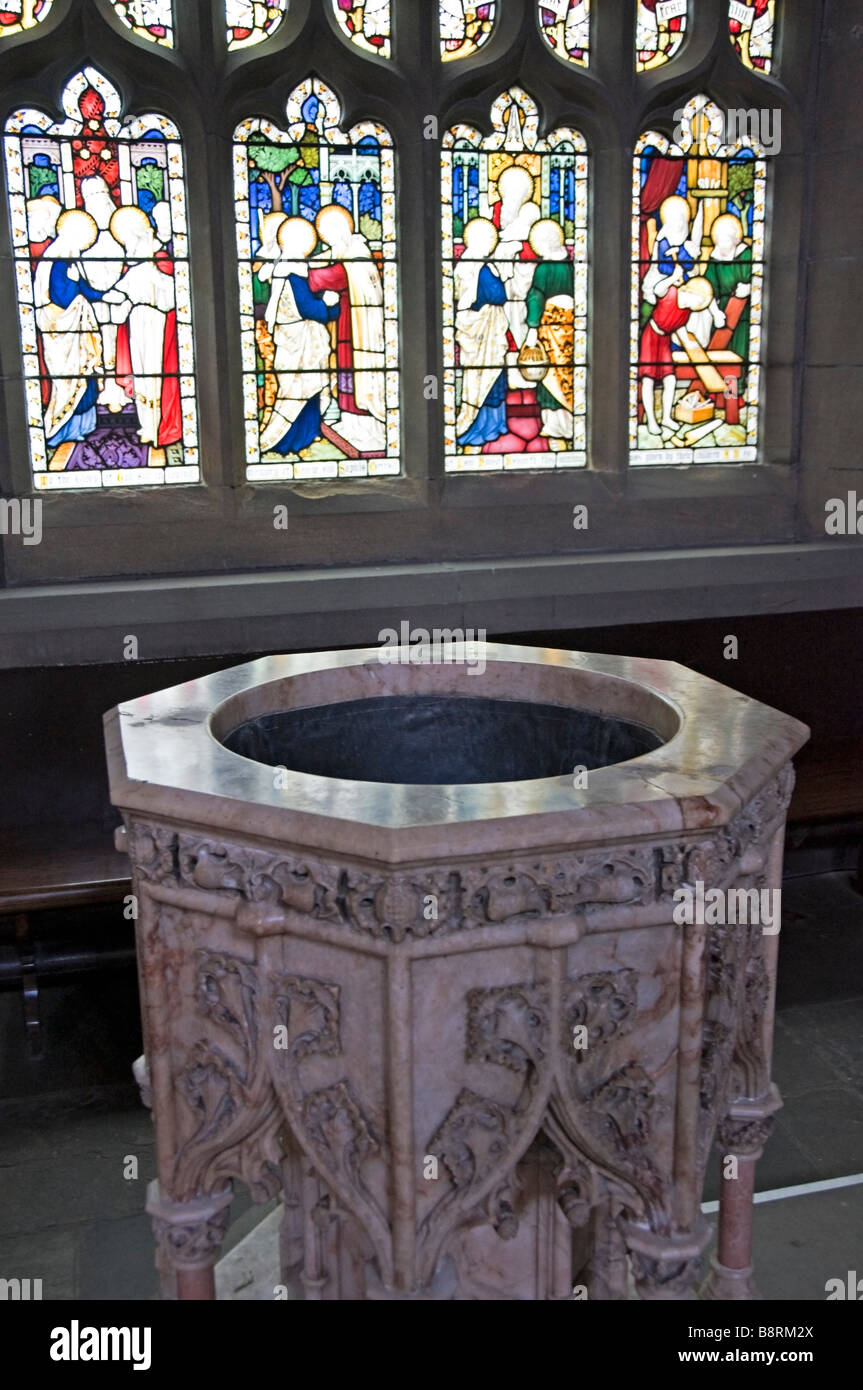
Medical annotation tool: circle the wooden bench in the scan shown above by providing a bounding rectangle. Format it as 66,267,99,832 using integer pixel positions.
786,740,863,889
0,823,131,1054
789,741,863,824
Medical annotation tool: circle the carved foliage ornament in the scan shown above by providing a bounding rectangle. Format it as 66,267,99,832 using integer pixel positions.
125,768,795,942
425,968,666,1269
173,949,391,1278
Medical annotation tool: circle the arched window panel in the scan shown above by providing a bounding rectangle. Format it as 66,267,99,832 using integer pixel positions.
442,88,588,473
111,1,174,47
636,1,688,72
4,66,199,488
0,1,51,36
440,1,496,62
226,0,287,50
630,95,767,467
537,1,590,69
331,1,391,59
234,79,399,481
729,1,775,75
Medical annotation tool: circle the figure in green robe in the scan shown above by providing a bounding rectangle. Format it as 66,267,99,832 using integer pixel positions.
522,218,575,446
703,212,752,362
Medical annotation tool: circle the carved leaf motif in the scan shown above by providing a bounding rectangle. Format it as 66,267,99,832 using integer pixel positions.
585,1062,655,1153
174,950,283,1202
459,849,656,929
150,1206,233,1269
127,772,795,946
700,1020,733,1106
128,822,177,882
574,1062,669,1226
716,1114,774,1154
466,983,549,1078
732,941,771,1100
630,1251,703,1298
274,975,341,1063
300,1080,388,1228
428,1088,517,1191
565,969,639,1047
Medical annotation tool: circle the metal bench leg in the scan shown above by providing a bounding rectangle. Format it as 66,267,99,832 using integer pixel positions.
12,912,42,1058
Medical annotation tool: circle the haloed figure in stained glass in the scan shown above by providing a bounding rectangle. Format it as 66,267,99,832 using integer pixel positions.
703,212,752,373
235,79,398,478
108,204,181,464
639,269,715,435
454,217,509,448
34,208,125,470
5,69,198,484
257,201,387,456
523,218,575,449
308,202,386,453
80,176,129,414
257,215,341,456
442,88,588,471
631,96,766,464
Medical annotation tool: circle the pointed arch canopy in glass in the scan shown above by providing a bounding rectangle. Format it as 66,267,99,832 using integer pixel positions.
631,94,767,465
442,87,588,473
233,78,399,481
4,66,199,487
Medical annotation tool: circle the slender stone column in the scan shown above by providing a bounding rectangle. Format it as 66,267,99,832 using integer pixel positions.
700,1111,775,1300
147,1180,233,1302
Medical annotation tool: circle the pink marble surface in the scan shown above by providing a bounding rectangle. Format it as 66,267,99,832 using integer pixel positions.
107,645,808,1300
104,644,809,863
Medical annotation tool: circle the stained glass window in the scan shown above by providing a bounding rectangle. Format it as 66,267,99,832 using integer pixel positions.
4,67,199,488
630,95,766,466
111,1,173,47
636,0,688,71
331,0,390,58
234,79,398,481
729,1,775,75
440,1,496,61
537,1,590,68
226,0,287,50
442,88,588,473
0,1,50,35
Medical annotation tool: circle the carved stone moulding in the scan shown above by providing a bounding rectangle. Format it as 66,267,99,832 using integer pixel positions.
104,643,809,1301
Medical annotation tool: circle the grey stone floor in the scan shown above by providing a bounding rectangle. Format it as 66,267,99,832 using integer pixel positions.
0,871,861,1301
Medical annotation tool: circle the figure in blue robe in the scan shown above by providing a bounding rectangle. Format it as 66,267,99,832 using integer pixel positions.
270,273,341,457
45,260,108,446
457,263,508,448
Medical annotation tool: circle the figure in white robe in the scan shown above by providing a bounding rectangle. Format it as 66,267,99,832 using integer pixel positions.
453,217,509,447
493,165,541,352
258,216,341,456
109,205,177,459
80,176,128,411
310,203,387,454
34,209,121,470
